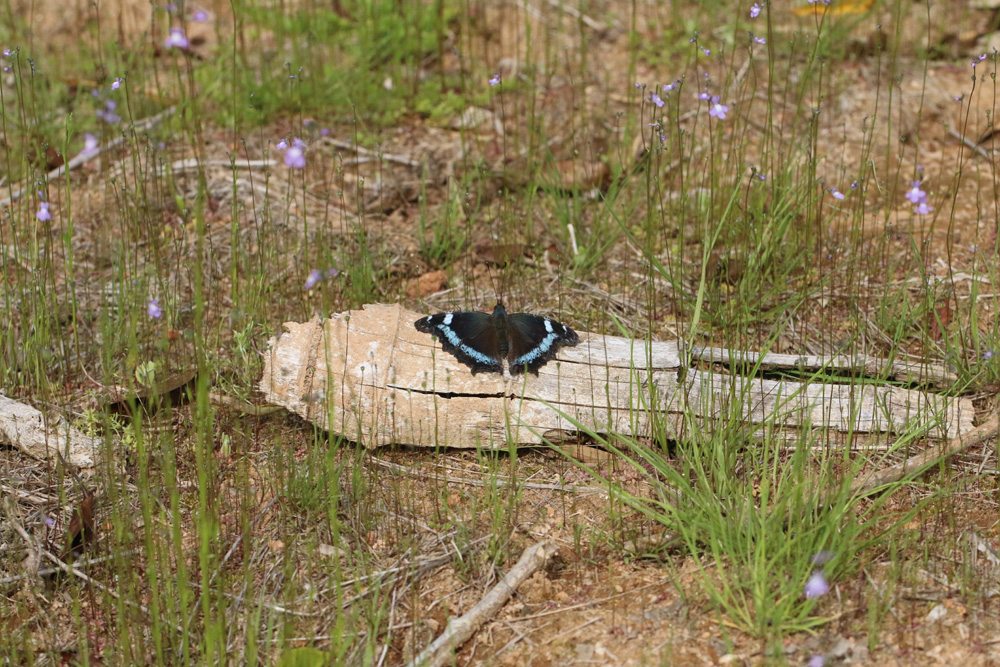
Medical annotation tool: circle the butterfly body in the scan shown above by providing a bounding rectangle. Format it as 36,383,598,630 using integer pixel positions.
415,304,579,376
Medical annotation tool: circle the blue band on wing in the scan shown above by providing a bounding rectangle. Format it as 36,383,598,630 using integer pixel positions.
436,324,500,367
512,332,560,366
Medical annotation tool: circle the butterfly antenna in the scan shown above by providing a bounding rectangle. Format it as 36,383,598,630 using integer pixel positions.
486,264,503,307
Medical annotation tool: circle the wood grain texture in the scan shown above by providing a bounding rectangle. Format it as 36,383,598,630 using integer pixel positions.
259,304,975,448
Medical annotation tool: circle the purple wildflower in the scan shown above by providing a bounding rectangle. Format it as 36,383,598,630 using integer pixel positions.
697,91,712,101
709,96,728,119
147,298,162,319
276,139,288,150
651,93,664,108
972,53,987,68
304,269,322,290
489,73,501,86
193,10,208,21
750,2,761,17
753,36,766,44
905,181,927,204
97,100,120,124
36,202,51,222
914,202,933,215
983,350,994,360
285,143,306,168
165,27,189,50
830,188,845,200
811,550,835,565
81,133,99,156
805,571,829,599
663,79,680,92
701,47,710,56
810,656,825,667
111,77,122,90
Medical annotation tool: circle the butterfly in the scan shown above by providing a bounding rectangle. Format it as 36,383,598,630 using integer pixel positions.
415,303,579,376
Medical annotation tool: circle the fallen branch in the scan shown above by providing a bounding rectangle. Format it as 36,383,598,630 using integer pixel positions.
850,412,999,496
407,541,557,667
0,394,101,470
260,305,975,449
0,107,176,208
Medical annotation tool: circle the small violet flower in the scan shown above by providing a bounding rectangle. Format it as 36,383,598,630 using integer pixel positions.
304,269,322,290
651,93,664,108
489,73,501,86
165,27,189,50
275,139,288,150
36,202,51,222
111,77,122,90
811,550,835,565
753,36,766,45
709,96,728,119
193,10,209,22
663,79,680,92
810,656,825,667
750,2,761,17
982,350,994,360
81,133,99,156
285,142,306,168
805,571,829,599
830,188,845,200
905,180,927,204
147,298,162,319
697,91,712,101
972,53,987,68
914,202,933,215
97,100,120,124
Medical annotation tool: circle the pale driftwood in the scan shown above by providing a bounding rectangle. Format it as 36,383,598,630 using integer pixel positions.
689,345,959,388
259,304,976,449
0,394,101,470
406,541,558,667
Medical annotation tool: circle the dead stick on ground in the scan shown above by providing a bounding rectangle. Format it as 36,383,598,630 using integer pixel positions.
0,106,177,208
407,541,557,667
4,508,184,633
851,412,999,497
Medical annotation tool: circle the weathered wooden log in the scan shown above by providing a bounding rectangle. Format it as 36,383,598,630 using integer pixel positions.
0,394,102,469
259,304,975,448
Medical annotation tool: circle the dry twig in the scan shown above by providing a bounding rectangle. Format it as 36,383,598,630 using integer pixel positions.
406,541,557,667
850,412,999,497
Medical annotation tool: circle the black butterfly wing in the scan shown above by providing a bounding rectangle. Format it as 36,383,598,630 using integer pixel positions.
506,313,579,375
414,312,504,374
